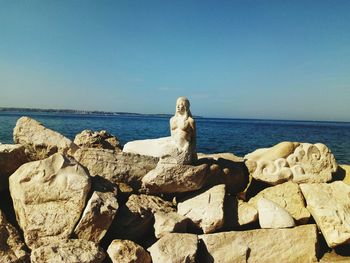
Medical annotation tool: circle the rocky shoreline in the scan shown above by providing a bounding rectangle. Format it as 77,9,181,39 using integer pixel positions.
1,116,350,262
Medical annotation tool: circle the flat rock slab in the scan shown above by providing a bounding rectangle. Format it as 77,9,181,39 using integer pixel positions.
141,163,209,193
148,233,198,263
248,181,310,224
13,116,78,161
199,224,318,263
30,239,105,263
9,153,91,248
107,239,151,263
178,184,225,234
300,181,350,247
0,209,29,263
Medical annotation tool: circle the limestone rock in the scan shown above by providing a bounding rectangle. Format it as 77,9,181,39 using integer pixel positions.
245,141,337,185
339,165,350,185
300,181,350,247
74,130,121,151
148,233,198,263
73,148,158,190
257,198,295,228
154,211,189,238
248,182,310,224
199,224,318,263
178,184,225,233
112,194,175,241
237,199,258,226
74,191,118,243
141,163,209,194
30,239,105,263
13,116,78,161
0,144,28,191
197,152,244,162
320,250,350,262
9,153,91,248
107,239,151,263
0,209,29,263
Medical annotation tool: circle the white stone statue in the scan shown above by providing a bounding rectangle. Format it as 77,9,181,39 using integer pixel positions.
123,97,197,164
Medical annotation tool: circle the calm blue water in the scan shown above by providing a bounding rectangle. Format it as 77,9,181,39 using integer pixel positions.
1,111,350,164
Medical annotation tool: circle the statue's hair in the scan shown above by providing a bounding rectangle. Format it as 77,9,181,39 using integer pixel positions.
176,96,192,118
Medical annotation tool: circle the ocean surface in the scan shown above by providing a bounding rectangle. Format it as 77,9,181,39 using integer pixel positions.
1,111,350,164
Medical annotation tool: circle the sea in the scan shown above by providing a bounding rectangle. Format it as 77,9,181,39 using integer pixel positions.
1,111,350,164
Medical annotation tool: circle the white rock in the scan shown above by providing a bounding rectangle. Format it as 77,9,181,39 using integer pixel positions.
257,198,295,228
107,239,151,263
154,211,189,238
9,153,91,248
300,181,350,247
148,233,198,263
178,184,225,233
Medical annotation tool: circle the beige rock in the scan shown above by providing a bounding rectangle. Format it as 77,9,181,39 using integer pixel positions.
339,164,350,185
178,184,225,233
0,144,28,191
148,233,198,263
237,199,258,226
9,153,91,248
300,182,350,247
141,163,209,194
112,194,175,241
0,209,29,263
13,116,78,161
248,182,310,224
257,198,295,228
73,148,158,190
30,239,105,263
319,250,350,262
199,224,318,263
245,141,337,185
154,211,189,238
197,152,244,162
74,129,121,151
74,191,118,243
107,239,151,263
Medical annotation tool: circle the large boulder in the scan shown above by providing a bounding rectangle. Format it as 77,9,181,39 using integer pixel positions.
73,148,158,190
74,130,121,151
245,141,337,185
13,116,78,161
0,144,28,191
248,182,310,224
0,209,29,263
199,224,318,263
148,233,198,263
30,239,105,263
107,239,151,263
141,163,209,194
300,181,350,247
154,211,189,238
177,184,226,234
9,153,91,248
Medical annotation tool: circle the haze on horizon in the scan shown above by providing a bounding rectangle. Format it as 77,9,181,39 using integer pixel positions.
0,1,349,121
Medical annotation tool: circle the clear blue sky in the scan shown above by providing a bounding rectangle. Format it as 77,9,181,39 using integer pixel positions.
1,0,349,121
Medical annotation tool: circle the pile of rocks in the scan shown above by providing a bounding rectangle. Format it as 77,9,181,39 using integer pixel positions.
0,116,350,262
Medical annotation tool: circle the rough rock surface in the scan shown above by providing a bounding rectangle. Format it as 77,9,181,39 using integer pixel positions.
141,163,209,193
73,148,158,190
257,198,295,228
237,199,258,226
300,181,350,247
74,191,118,243
0,144,28,191
148,233,198,263
0,209,29,263
30,239,105,263
107,239,151,263
111,194,175,241
74,130,121,151
178,184,225,234
197,152,244,162
199,224,318,263
245,141,337,185
154,211,189,238
248,182,310,224
9,153,91,248
13,116,78,161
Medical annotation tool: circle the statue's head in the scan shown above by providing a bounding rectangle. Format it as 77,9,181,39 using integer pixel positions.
175,96,192,117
